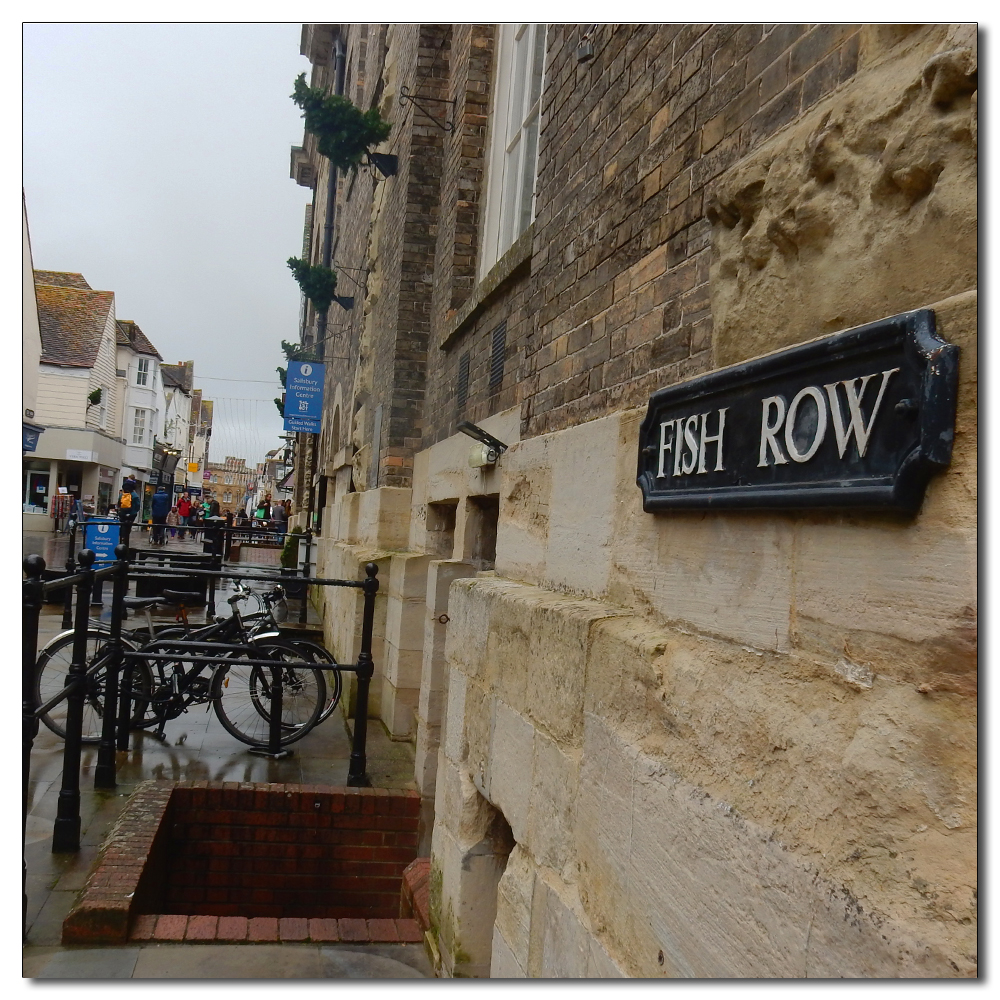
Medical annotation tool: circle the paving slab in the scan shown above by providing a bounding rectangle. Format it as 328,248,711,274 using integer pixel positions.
27,946,141,979
319,946,430,979
132,943,327,979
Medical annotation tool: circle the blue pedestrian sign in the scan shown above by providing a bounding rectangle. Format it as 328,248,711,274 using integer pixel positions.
83,518,121,565
284,361,326,434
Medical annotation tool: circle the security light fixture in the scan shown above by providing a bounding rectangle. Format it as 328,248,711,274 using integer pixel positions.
457,420,509,468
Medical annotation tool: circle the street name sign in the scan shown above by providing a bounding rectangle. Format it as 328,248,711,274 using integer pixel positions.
637,310,958,512
284,361,326,434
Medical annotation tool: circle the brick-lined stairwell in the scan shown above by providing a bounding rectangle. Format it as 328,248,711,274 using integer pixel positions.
165,782,420,918
62,781,422,945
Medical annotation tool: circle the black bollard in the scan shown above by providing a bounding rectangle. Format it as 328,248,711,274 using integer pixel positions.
346,563,378,787
23,554,45,933
52,549,95,853
95,545,129,789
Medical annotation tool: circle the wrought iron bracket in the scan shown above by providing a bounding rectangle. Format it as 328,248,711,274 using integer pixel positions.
457,420,509,456
399,86,456,131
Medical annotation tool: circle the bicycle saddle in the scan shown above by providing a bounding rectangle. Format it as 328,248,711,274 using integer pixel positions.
123,597,163,609
161,589,203,605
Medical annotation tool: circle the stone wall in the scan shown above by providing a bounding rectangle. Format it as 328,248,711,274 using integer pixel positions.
291,22,976,978
433,287,975,975
423,25,976,979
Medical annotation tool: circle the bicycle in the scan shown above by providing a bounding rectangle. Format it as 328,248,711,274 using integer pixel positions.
33,585,328,747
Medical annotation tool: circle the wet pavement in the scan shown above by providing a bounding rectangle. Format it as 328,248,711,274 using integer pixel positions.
24,540,426,979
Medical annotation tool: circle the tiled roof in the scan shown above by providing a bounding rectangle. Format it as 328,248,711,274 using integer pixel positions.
161,362,194,392
34,270,92,290
116,320,162,360
35,284,114,368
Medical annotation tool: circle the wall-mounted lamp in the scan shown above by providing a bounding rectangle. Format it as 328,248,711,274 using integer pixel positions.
458,420,509,468
368,153,398,178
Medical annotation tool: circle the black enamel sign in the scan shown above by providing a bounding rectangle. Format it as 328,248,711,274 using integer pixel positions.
637,310,958,512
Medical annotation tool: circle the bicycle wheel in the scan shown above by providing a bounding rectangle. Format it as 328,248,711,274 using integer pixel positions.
33,632,152,743
282,638,343,723
212,646,325,747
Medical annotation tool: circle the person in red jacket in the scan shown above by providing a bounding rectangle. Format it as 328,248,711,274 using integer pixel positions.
176,494,192,539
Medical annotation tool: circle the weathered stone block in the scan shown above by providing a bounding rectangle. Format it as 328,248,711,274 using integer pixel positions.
526,733,579,874
485,701,534,844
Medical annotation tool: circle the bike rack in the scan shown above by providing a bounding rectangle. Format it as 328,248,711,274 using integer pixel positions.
22,542,378,936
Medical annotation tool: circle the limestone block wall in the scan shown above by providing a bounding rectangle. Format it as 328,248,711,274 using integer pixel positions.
429,294,976,977
313,487,414,721
413,559,477,812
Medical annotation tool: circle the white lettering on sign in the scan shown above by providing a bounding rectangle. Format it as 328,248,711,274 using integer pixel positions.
757,368,899,467
657,408,728,478
784,385,827,463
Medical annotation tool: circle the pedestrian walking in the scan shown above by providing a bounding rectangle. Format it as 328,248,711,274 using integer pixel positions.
117,476,140,546
271,499,287,542
177,493,192,539
150,485,171,545
166,505,180,539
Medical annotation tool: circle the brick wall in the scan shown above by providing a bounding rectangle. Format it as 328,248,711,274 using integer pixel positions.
295,23,864,486
61,780,422,945
422,24,862,446
162,782,420,919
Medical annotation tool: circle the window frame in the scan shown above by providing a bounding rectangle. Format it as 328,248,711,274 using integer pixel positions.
136,358,150,386
479,23,547,278
132,407,148,446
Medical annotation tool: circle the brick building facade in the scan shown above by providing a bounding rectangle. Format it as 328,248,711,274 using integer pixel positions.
287,24,977,978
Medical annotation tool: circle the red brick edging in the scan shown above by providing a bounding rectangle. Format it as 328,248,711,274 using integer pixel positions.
62,780,173,945
129,914,424,944
401,858,431,932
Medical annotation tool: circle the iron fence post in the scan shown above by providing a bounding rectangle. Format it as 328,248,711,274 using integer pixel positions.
116,543,136,751
347,562,378,787
298,532,312,624
95,545,128,789
61,517,77,629
52,548,95,853
267,660,284,756
23,554,45,934
206,521,222,617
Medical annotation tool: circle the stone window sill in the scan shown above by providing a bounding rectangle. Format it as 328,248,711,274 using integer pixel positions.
439,223,535,350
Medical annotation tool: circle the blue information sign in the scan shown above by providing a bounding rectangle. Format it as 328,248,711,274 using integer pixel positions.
83,517,121,565
284,361,326,434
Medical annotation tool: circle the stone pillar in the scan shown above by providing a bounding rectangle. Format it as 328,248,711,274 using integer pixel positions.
414,559,477,851
381,552,433,739
430,756,514,978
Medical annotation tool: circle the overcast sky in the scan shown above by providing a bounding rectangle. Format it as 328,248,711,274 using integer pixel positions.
23,22,314,465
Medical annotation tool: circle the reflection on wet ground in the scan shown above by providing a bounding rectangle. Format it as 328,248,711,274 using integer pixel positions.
25,563,417,972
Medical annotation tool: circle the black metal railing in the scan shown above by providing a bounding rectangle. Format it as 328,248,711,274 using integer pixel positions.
23,540,378,933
